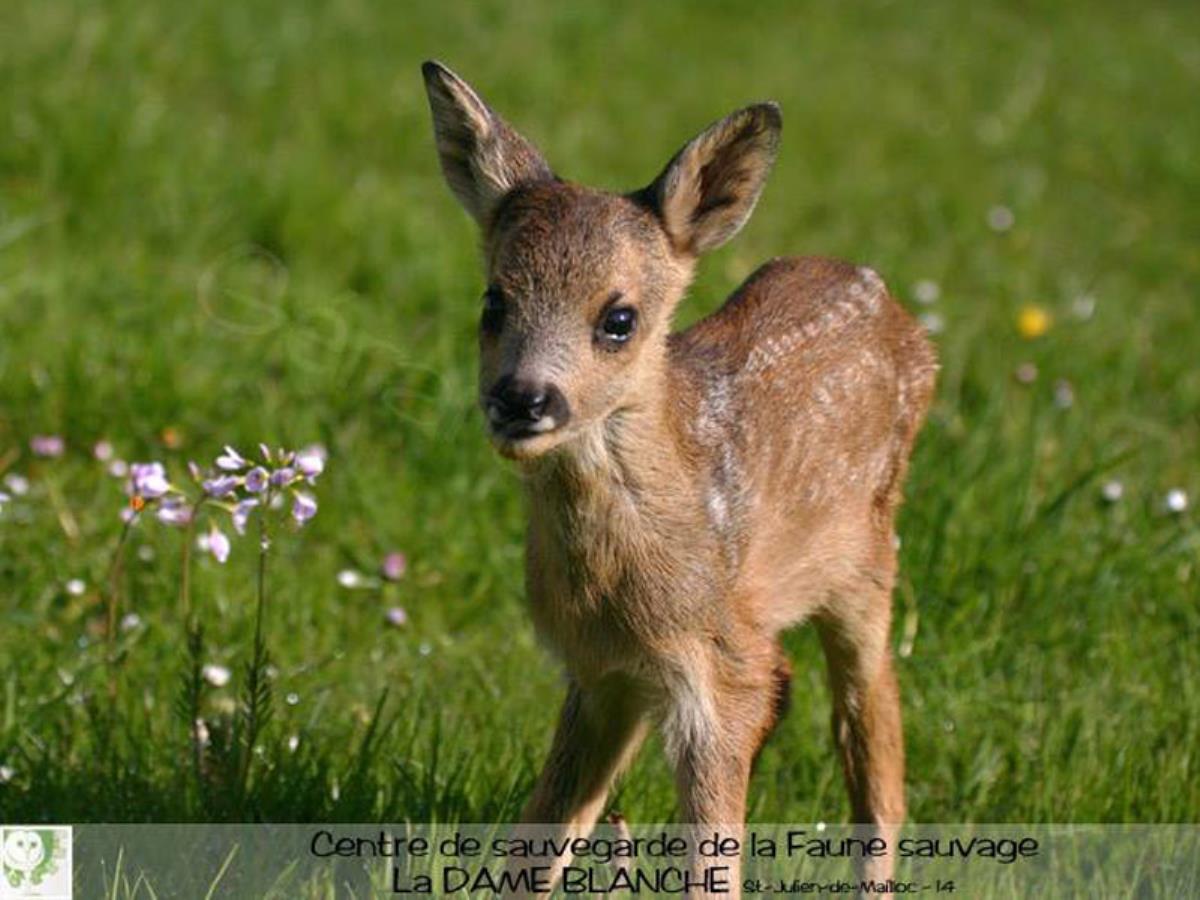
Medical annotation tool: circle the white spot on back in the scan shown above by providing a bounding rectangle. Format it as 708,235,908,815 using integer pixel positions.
741,269,885,380
694,373,746,567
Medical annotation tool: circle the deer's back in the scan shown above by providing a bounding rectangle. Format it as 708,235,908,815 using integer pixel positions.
670,257,936,621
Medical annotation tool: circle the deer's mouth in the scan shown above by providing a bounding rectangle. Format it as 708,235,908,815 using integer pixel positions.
492,431,565,461
484,405,567,458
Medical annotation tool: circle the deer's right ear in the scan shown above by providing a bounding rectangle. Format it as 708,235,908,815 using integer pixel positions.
421,61,553,227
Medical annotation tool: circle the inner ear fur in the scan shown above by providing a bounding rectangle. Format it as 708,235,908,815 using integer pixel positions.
647,103,782,256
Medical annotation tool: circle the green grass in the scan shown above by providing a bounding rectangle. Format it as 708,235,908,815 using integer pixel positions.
1,0,1198,828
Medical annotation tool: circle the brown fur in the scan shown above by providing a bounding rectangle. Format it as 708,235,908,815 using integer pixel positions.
422,61,937,897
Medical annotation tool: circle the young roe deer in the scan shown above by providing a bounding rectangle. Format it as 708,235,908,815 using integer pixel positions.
422,61,937,893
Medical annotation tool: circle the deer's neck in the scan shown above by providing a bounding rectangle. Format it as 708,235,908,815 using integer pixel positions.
526,364,702,535
521,360,730,634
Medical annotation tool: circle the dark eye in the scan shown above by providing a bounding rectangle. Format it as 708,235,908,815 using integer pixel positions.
481,287,506,334
598,305,638,345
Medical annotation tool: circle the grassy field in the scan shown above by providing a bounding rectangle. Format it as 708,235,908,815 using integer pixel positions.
1,0,1198,830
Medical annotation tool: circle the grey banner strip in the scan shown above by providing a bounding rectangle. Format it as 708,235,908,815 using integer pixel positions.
2,823,1196,899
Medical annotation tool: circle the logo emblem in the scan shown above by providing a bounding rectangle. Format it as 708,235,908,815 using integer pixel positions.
1,827,71,899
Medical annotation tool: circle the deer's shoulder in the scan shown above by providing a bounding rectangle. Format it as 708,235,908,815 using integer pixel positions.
672,256,934,389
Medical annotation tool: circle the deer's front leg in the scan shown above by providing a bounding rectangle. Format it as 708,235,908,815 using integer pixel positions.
664,649,778,900
509,677,649,896
522,677,649,824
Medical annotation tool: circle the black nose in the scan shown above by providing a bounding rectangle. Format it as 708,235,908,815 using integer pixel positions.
486,376,570,431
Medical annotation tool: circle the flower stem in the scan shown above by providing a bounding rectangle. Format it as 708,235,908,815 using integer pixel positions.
238,492,272,808
176,495,207,809
99,508,137,741
183,622,206,810
104,512,138,666
253,503,268,661
178,497,205,627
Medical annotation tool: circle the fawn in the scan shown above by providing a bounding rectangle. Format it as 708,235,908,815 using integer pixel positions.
422,61,937,894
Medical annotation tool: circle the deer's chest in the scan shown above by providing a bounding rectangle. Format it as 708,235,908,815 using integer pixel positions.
524,483,718,683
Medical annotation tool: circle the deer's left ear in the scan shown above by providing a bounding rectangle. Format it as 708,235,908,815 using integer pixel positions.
422,60,554,227
646,103,782,256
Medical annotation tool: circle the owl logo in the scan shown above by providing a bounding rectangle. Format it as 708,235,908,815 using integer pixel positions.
1,826,71,898
1,831,44,877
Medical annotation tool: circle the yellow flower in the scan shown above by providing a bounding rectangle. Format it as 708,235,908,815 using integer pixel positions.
1017,305,1051,339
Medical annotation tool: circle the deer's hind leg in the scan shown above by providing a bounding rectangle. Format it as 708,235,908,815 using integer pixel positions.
814,564,906,881
752,643,793,769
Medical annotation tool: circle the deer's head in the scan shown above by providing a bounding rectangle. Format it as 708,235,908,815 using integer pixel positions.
422,61,780,460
